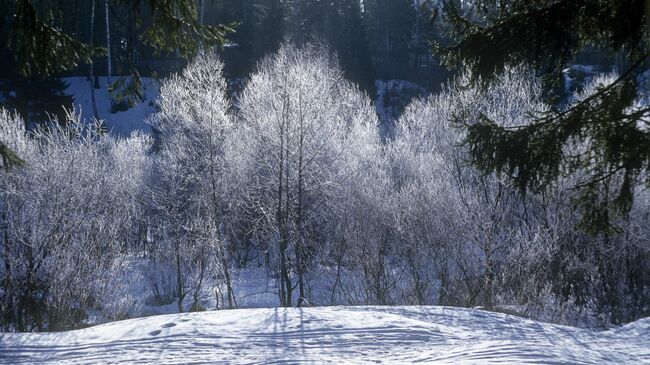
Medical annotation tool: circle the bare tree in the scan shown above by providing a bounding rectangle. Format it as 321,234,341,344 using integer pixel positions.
150,50,236,311
231,42,380,306
0,108,150,330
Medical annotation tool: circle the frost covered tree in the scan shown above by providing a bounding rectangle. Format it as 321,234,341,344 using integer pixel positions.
150,50,236,311
388,67,649,321
389,68,549,307
0,108,151,331
231,42,380,307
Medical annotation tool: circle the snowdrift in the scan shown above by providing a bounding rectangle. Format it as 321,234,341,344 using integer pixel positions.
1,306,648,364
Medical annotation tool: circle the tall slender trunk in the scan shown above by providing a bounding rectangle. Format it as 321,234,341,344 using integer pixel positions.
191,246,205,311
283,138,293,307
89,0,99,120
277,92,292,307
278,153,292,307
105,0,112,86
128,4,138,74
175,238,185,313
1,197,14,329
211,173,236,309
296,95,306,307
199,0,205,25
206,107,236,309
413,0,421,68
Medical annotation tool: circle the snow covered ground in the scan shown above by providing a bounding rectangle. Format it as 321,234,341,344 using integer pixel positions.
2,306,648,364
63,76,159,137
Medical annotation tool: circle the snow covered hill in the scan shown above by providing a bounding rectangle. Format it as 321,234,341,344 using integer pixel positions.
1,306,648,364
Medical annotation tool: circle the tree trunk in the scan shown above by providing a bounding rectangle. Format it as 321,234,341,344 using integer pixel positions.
221,253,236,308
296,107,306,307
105,0,112,86
199,0,205,25
175,239,185,313
191,249,205,312
206,105,236,309
89,0,99,120
276,97,292,307
1,199,14,330
279,237,292,307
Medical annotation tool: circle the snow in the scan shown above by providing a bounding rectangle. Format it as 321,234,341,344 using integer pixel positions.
2,306,648,364
94,262,361,322
63,77,159,137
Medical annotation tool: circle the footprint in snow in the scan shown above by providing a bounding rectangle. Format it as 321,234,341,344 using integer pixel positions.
149,330,161,336
162,322,177,328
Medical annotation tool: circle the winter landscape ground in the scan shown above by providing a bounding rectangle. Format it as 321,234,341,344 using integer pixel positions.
2,306,649,364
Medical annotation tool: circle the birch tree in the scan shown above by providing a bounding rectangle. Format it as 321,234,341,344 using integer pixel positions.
232,43,380,307
150,50,236,311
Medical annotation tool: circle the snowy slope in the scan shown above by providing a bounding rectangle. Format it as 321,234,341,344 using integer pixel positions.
1,306,648,364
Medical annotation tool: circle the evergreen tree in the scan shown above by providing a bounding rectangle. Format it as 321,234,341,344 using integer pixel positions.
435,0,650,232
336,0,375,94
286,0,325,43
207,0,259,77
257,0,286,56
4,0,235,77
364,0,415,65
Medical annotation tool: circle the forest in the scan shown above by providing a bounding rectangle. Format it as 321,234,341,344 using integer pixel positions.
0,0,649,335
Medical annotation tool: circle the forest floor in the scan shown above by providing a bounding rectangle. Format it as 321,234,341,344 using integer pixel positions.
1,306,649,364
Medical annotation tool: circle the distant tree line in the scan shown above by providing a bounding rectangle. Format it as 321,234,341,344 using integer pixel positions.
183,0,448,94
0,1,446,92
